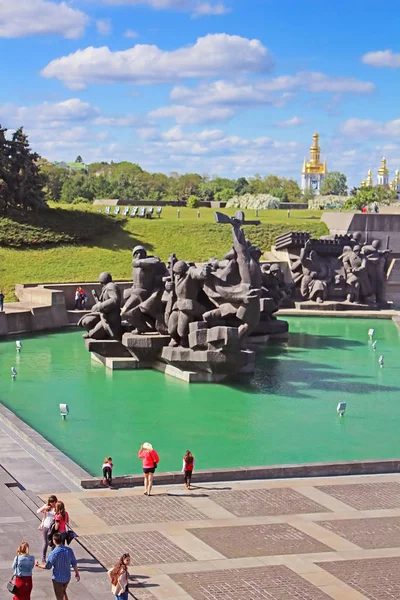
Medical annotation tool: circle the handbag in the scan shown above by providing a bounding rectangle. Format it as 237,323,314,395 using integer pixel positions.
65,525,78,545
47,522,56,547
6,556,18,594
153,461,158,469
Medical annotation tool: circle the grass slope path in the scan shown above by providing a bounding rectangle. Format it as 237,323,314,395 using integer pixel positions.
0,205,327,300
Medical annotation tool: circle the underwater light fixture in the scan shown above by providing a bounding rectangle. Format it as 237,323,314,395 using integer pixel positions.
337,402,346,416
60,404,69,420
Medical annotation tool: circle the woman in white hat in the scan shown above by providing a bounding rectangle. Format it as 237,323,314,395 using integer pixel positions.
138,443,160,496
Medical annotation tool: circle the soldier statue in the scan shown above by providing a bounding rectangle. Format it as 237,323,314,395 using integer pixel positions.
78,272,122,340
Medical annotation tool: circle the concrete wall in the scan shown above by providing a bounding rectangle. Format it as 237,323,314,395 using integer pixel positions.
322,212,400,255
34,281,132,310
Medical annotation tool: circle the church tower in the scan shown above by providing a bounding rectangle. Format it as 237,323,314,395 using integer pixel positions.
390,169,400,197
377,157,389,187
361,169,373,187
301,132,327,195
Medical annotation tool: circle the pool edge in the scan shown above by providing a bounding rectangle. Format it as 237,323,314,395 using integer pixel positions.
0,403,93,487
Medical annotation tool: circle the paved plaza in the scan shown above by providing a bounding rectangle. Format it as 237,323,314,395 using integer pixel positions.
2,439,400,600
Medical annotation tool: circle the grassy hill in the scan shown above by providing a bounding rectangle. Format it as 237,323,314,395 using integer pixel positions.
0,204,328,300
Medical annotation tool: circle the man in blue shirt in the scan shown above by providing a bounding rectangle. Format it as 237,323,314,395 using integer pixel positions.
35,532,80,600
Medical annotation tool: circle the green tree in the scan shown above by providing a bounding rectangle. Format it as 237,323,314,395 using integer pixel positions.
302,188,315,202
374,185,397,204
75,155,83,163
282,178,302,203
186,194,200,208
40,163,69,202
262,174,281,193
214,188,234,203
350,186,360,197
7,127,45,211
198,182,215,202
0,126,10,212
234,177,249,195
320,171,348,196
344,187,374,211
269,187,288,202
61,173,94,203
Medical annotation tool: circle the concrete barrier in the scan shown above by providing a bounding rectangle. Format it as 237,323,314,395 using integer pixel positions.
80,458,400,489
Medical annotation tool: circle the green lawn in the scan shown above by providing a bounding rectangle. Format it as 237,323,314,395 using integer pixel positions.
0,204,328,300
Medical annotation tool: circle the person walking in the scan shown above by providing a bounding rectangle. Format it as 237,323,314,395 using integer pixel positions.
102,456,113,487
108,553,131,600
138,442,159,496
37,495,58,563
11,542,35,600
182,450,195,490
35,532,80,600
53,501,69,545
74,288,81,310
0,289,4,312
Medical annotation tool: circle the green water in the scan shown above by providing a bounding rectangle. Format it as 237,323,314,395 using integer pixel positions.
0,318,399,477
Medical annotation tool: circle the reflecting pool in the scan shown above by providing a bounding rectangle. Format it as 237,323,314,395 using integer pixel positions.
0,317,398,476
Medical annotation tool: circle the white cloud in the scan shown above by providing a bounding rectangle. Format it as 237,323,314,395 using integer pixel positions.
171,72,374,108
340,117,400,138
0,0,88,39
362,49,400,68
93,115,139,126
135,125,301,165
41,34,273,89
275,116,305,128
149,105,235,124
96,19,112,35
193,2,230,16
103,0,229,17
156,72,373,125
124,29,138,38
0,99,99,128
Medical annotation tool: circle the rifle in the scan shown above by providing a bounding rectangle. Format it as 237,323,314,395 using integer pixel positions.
164,253,177,325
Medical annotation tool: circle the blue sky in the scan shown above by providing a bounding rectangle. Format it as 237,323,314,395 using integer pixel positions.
1,0,400,187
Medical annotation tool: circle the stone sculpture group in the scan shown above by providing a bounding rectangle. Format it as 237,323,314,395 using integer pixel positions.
79,211,289,379
276,231,390,307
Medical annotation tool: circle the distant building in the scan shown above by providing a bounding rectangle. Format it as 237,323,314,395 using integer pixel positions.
391,169,400,196
301,133,327,195
360,157,400,196
54,161,87,172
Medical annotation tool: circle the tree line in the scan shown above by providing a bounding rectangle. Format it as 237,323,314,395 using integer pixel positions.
4,125,397,215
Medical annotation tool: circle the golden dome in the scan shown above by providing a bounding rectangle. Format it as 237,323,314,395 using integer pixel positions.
378,157,389,175
303,132,326,174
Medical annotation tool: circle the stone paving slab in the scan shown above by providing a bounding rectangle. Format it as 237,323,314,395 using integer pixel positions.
81,494,208,525
319,516,400,549
317,556,400,599
79,531,197,567
188,524,333,558
208,487,331,517
170,565,332,600
316,481,400,511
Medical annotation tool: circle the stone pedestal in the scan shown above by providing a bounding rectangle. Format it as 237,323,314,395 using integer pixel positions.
295,300,374,311
160,322,255,379
122,332,170,361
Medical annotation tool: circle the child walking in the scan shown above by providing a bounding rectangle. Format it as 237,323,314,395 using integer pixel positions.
102,457,113,487
182,450,195,489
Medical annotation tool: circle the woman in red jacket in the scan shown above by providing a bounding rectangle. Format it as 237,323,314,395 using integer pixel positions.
138,442,159,496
